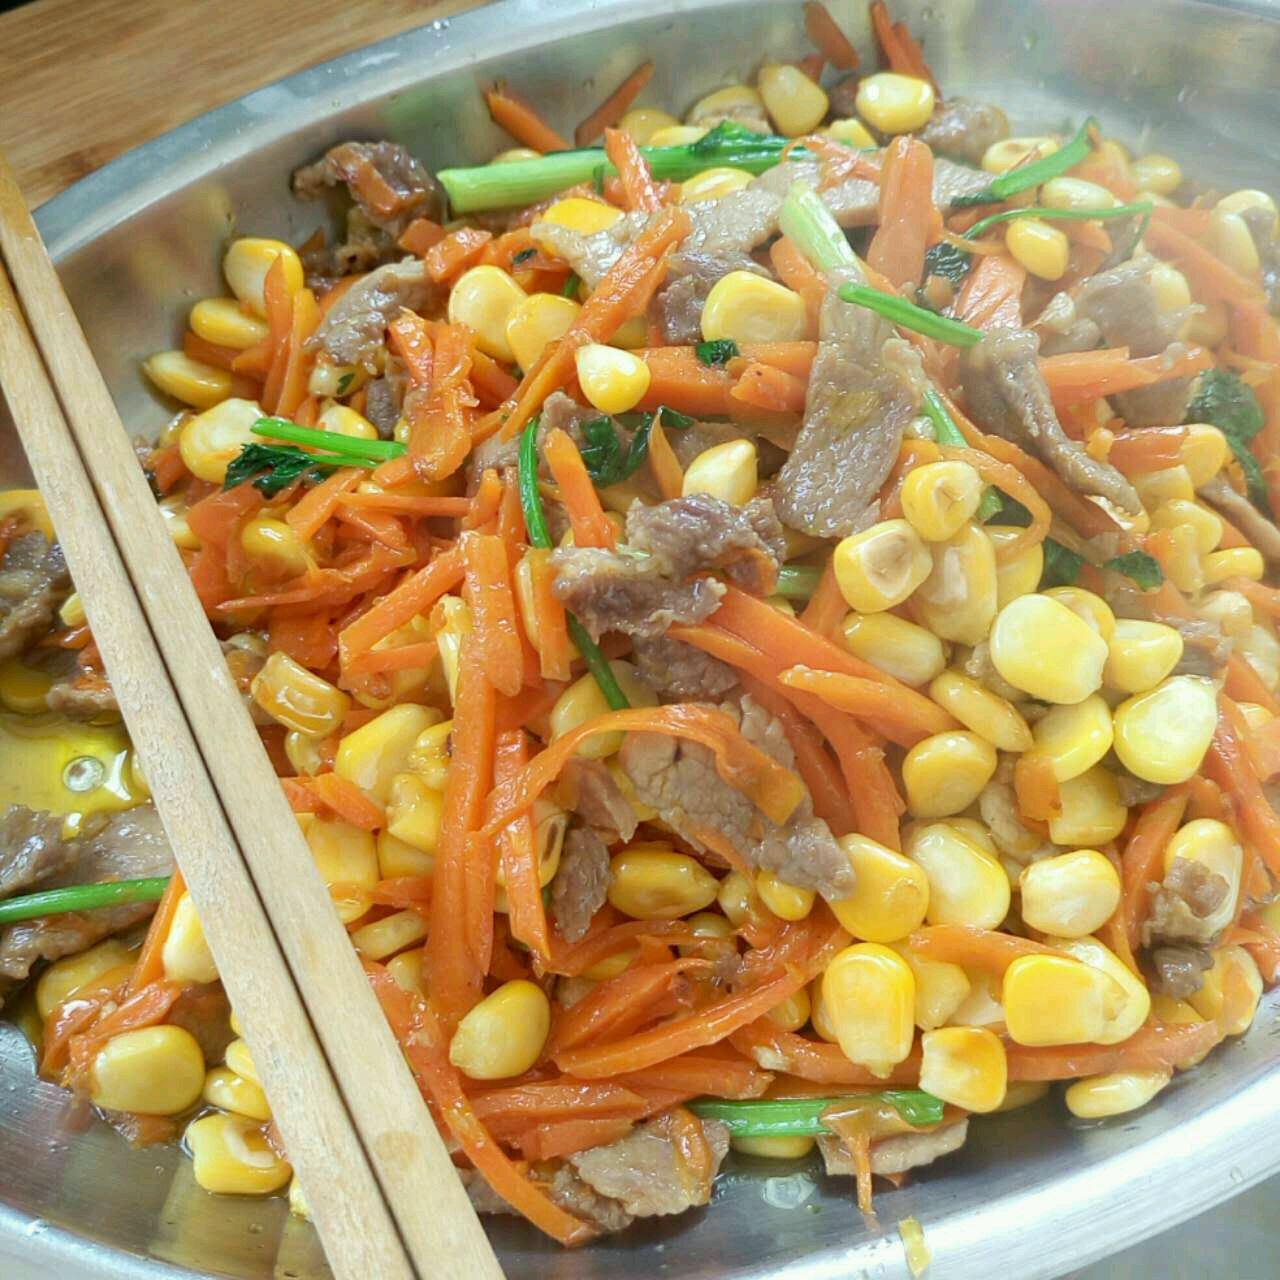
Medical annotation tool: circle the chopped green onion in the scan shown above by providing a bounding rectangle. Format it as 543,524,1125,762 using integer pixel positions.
951,117,1099,210
922,390,1001,520
963,200,1154,242
567,616,630,710
778,181,858,274
775,564,823,598
0,876,172,926
696,339,740,367
251,418,405,461
560,272,581,299
837,284,984,348
688,1090,945,1136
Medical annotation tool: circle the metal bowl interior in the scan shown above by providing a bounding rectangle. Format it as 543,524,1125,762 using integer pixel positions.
2,1,1280,1276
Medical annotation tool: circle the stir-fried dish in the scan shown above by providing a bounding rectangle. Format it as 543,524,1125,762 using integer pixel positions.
4,0,1280,1246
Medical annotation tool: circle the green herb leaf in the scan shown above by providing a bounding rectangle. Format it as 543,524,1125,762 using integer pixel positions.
697,338,740,367
986,491,1033,527
512,247,537,267
1185,370,1271,515
0,876,171,927
687,1090,946,1137
1040,539,1085,589
838,283,984,347
1102,550,1165,590
224,443,348,495
920,241,973,293
656,405,696,430
951,117,1098,210
560,272,581,299
963,200,1154,243
578,418,629,487
335,371,355,396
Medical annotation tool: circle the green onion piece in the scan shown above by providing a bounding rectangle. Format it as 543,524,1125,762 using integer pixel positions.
837,284,984,348
567,616,630,710
560,272,581,299
775,564,823,598
687,1090,945,1137
252,418,406,461
922,390,1001,520
778,181,858,274
951,117,1100,210
0,876,172,927
964,200,1154,242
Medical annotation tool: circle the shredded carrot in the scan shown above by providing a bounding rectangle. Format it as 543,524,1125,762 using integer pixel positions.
525,547,572,681
737,340,819,380
274,288,322,419
1042,345,1214,410
733,1020,921,1086
397,217,446,256
425,227,494,286
646,418,684,500
129,871,186,993
494,729,551,959
257,256,294,411
543,427,617,549
1204,700,1280,879
1121,788,1190,950
868,136,936,292
1106,426,1188,475
1013,751,1062,822
909,925,1057,974
344,639,438,676
769,239,826,329
464,531,525,698
1145,218,1264,308
731,362,808,414
311,771,386,830
953,253,1027,331
577,62,656,143
285,467,363,542
1224,650,1280,717
635,345,737,416
803,1,859,69
1006,1019,1224,1081
778,664,958,744
799,559,846,636
485,83,571,154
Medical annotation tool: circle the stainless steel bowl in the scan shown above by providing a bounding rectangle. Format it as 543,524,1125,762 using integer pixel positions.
3,1,1279,1275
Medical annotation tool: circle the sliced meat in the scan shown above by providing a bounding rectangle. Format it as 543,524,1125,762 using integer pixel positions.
1199,475,1280,562
363,357,409,440
310,259,435,368
917,98,1009,164
462,1163,636,1234
959,327,1142,514
1114,771,1165,809
45,672,119,721
651,251,769,345
166,982,235,1064
0,806,76,898
818,1119,969,1178
1150,942,1214,999
828,74,860,120
632,634,739,702
551,827,613,943
776,264,923,537
0,533,71,662
569,1116,730,1216
620,694,852,899
557,759,638,843
1143,854,1230,947
667,419,753,470
292,141,444,238
686,98,771,136
530,212,651,289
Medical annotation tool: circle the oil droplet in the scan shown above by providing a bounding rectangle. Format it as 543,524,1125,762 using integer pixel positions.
763,1172,816,1209
63,755,106,793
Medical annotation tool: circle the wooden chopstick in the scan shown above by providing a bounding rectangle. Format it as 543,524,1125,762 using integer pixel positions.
0,154,502,1279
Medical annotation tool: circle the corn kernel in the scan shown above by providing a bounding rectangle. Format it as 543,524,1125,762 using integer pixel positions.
575,343,652,415
447,265,526,361
1040,177,1117,211
449,979,551,1079
305,818,379,923
1113,675,1217,785
1103,619,1184,695
186,1113,292,1195
1051,935,1151,1043
1198,590,1253,642
335,704,440,805
809,978,839,1041
540,196,623,234
381,774,441,857
1188,945,1262,1035
1042,586,1116,644
608,847,719,920
1242,622,1280,691
1162,818,1242,935
203,1066,272,1122
758,63,829,136
856,72,936,135
1149,498,1223,556
920,1025,1007,1113
1180,423,1230,485
240,516,309,578
700,271,809,345
906,822,1011,929
982,136,1059,175
901,461,984,542
350,908,428,961
1238,700,1274,730
990,593,1108,704
915,523,999,646
1002,954,1119,1046
1217,188,1279,236
889,942,970,1031
825,118,877,148
717,870,754,928
144,351,233,412
834,518,932,613
1020,850,1120,938
682,439,759,506
162,892,218,984
550,661,655,759
223,238,303,317
408,719,452,790
648,125,708,148
1208,207,1261,276
1204,546,1266,585
1131,153,1182,196
830,834,930,942
987,525,1044,607
688,84,764,126
35,939,133,1021
1065,1069,1171,1119
91,1025,205,1115
732,1134,817,1159
177,396,265,483
1048,766,1127,846
946,968,1006,1029
840,611,946,686
505,292,580,370
317,402,377,441
308,358,363,399
619,107,680,144
189,297,269,350
680,166,756,203
1134,464,1196,508
1032,694,1114,782
157,496,199,550
766,986,812,1033
902,731,998,818
386,947,426,996
756,870,815,922
929,670,1032,752
251,652,350,736
1005,218,1070,281
821,943,916,1077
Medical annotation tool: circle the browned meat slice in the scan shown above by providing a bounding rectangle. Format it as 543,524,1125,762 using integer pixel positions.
960,328,1142,513
45,672,119,720
818,1120,969,1178
776,265,923,537
0,533,71,662
310,259,435,368
461,1164,635,1233
651,251,769,345
1114,771,1165,808
551,827,613,943
167,982,235,1063
558,759,638,843
0,807,76,898
620,694,852,898
1143,855,1230,947
363,356,409,440
1199,475,1280,562
1150,943,1214,999
530,212,651,289
569,1116,731,1216
632,634,739,701
828,74,860,119
918,98,1010,163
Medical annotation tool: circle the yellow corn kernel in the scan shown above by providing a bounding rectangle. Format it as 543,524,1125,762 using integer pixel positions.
915,523,999,646
758,63,829,136
889,942,970,1031
447,265,526,361
608,847,719,920
91,1025,205,1115
680,166,756,203
1052,935,1151,1043
305,818,379,923
161,892,218,984
903,730,999,820
1148,263,1193,321
1131,152,1182,196
317,402,377,441
0,654,51,714
157,495,199,550
732,1134,817,1159
1218,188,1279,235
1198,589,1253,642
683,438,759,506
1204,546,1266,585
986,525,1045,607
178,396,264,482
1104,619,1184,695
505,292,580,371
1112,675,1217,785
383,773,443,856
223,238,303,317
906,822,1011,930
756,870,815,922
251,652,350,736
186,1113,292,1195
449,979,551,1079
1149,498,1223,555
1032,694,1114,782
240,516,309,578
35,939,134,1021
575,343,652,415
1241,622,1280,691
1005,218,1070,281
550,660,655,759
1019,850,1121,939
144,350,233,412
901,461,984,543
990,593,1108,704
834,518,932,613
929,670,1033,752
350,908,428,961
1040,176,1118,212
1042,586,1116,644
946,968,1006,1029
1208,206,1261,276
1189,945,1263,1035
982,136,1059,175
766,986,812,1033
1134,464,1196,508
386,947,426,996
203,1066,272,1122
1162,818,1242,935
700,271,809,346
679,910,737,953
821,943,916,1077
1238,700,1274,731
1065,1069,1171,1119
809,977,839,1042
189,297,269,350
856,72,935,135
947,817,999,857
283,729,326,778
540,195,624,234
1002,954,1120,1046
995,1080,1050,1112
1048,765,1128,846
378,831,433,882
1180,423,1229,486
335,704,440,805
688,83,764,125
408,718,452,791
717,870,753,927
919,1025,1007,1113
841,611,946,686
308,358,363,399
619,107,680,144
494,146,542,164
830,834,930,943
648,124,708,147
825,117,877,148
1191,300,1231,347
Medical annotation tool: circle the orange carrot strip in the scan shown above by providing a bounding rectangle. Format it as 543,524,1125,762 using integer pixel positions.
1238,911,1280,984
275,288,322,420
464,532,524,698
778,664,957,743
397,217,446,256
285,467,362,541
494,729,551,959
1013,751,1062,821
526,547,572,682
515,1118,638,1162
575,61,656,144
604,126,662,213
129,871,186,993
1043,345,1214,410
803,1,860,69
543,427,616,549
1145,218,1265,307
63,981,185,1092
258,256,293,412
470,1080,650,1129
425,226,494,286
485,84,571,154
1121,788,1190,950
732,1021,921,1086
1107,426,1188,475
634,346,737,416
183,331,240,371
737,340,819,380
953,253,1027,331
344,639,439,675
1005,1019,1224,1081
1204,700,1280,878
731,363,808,414
908,925,1057,974
799,559,846,636
616,1051,773,1100
868,135,935,292
1224,650,1280,717
338,493,470,517
869,0,908,71
408,323,478,482
768,239,826,329
471,348,520,407
388,310,433,385
646,418,684,500
935,442,1051,563
310,772,386,830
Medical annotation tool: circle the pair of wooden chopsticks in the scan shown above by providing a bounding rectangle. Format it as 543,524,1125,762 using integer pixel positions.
0,148,501,1280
